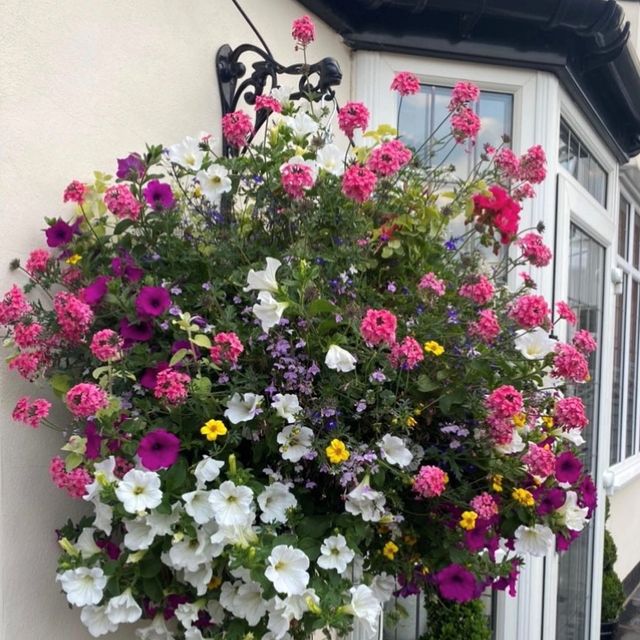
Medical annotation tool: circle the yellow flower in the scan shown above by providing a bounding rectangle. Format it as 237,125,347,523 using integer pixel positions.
208,575,222,590
512,413,527,428
193,185,202,197
542,416,554,429
406,416,417,428
382,541,399,560
200,419,227,441
423,340,444,356
403,534,417,546
66,254,82,265
512,487,535,507
326,438,350,464
459,511,478,531
491,474,503,492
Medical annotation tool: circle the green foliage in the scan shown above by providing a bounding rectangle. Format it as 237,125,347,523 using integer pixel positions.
423,597,491,640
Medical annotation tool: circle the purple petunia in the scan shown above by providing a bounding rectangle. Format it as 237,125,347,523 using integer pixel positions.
119,318,154,343
535,487,566,516
555,451,583,484
45,218,74,247
84,421,102,460
137,429,180,471
116,153,145,180
135,286,171,318
140,362,169,390
82,276,109,306
112,254,144,282
435,564,480,603
143,180,175,211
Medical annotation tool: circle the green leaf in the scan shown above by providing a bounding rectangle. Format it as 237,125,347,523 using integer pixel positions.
138,554,162,578
162,457,188,493
64,452,83,472
191,334,212,348
92,366,111,380
417,375,439,393
50,373,72,397
307,299,337,316
113,219,135,235
169,348,190,367
141,577,164,603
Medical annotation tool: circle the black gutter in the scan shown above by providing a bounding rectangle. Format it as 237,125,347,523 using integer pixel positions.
297,0,640,161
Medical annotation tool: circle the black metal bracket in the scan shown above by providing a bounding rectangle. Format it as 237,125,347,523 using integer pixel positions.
216,43,343,155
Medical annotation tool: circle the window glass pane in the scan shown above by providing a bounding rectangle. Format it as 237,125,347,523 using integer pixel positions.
634,213,640,270
611,273,626,464
559,122,571,169
619,197,630,259
626,280,639,458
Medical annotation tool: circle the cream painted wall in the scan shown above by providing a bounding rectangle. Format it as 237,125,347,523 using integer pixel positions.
608,476,640,581
0,1,351,637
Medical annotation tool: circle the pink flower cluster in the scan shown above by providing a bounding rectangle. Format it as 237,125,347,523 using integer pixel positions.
154,368,191,405
280,161,316,199
65,383,109,418
222,111,253,148
54,291,94,342
0,285,31,324
389,336,424,370
555,396,589,429
509,295,550,329
469,309,500,343
8,352,43,380
487,415,513,445
337,102,369,139
13,322,42,349
63,180,87,204
493,149,520,179
25,249,51,274
458,275,494,305
448,82,480,111
513,182,536,201
390,71,420,97
485,385,523,418
255,95,282,113
360,308,397,345
342,165,377,203
291,15,315,46
418,272,446,296
470,492,498,520
90,329,124,362
522,444,556,478
473,186,521,243
451,108,481,143
104,184,142,220
210,331,244,366
518,145,547,184
12,396,51,428
366,139,412,177
49,457,91,499
556,301,577,325
413,465,448,498
517,233,552,267
572,329,597,354
552,344,589,383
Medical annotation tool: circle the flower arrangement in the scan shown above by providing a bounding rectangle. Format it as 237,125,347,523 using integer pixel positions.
2,15,596,640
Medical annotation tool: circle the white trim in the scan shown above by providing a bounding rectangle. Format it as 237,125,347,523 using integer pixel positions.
605,453,640,493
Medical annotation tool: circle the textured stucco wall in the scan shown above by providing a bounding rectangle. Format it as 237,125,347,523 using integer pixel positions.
0,2,350,637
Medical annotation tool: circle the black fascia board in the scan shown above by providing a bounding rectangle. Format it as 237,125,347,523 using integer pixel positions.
297,0,640,161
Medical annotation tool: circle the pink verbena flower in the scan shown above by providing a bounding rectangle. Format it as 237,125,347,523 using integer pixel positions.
65,383,109,418
63,180,88,204
485,385,523,418
390,71,420,96
13,322,42,349
222,111,253,148
552,343,589,383
448,82,480,111
90,329,124,362
469,309,500,343
451,107,481,143
280,160,316,199
519,145,547,184
25,249,51,274
254,95,282,113
413,465,448,498
555,396,589,429
154,368,191,405
556,301,577,325
337,102,369,139
210,331,244,366
494,149,520,179
54,291,94,342
0,285,31,325
522,444,556,478
8,352,43,380
389,336,424,370
49,457,91,499
292,15,315,46
342,165,377,203
367,139,412,177
473,185,521,243
509,294,550,329
517,233,552,267
360,308,397,346
512,182,536,201
470,492,498,520
418,272,446,296
458,275,494,305
487,414,513,445
12,396,51,428
104,184,142,220
572,329,597,354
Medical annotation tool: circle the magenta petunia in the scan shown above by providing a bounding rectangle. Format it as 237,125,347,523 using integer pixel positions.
82,276,110,306
435,564,480,602
140,361,169,389
119,318,154,343
555,451,583,484
135,286,171,318
143,180,175,211
45,218,74,248
116,153,145,180
137,429,180,471
84,421,102,459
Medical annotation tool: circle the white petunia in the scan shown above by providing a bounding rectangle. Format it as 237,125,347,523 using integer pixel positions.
316,144,345,176
182,563,213,596
325,344,357,372
146,502,181,536
494,429,525,455
514,328,556,360
270,85,294,107
80,605,119,637
235,581,269,626
244,257,282,293
271,393,302,423
265,545,310,595
555,427,585,447
210,521,258,551
135,614,174,640
185,628,205,640
57,566,107,607
194,456,225,488
252,291,288,331
115,469,163,514
556,490,589,531
92,500,114,536
224,392,264,424
167,526,215,572
124,518,156,551
282,112,318,137
209,480,254,527
220,580,243,616
196,164,232,204
317,534,355,573
514,524,555,556
105,588,142,624
76,528,101,559
258,482,297,524
370,573,396,603
175,602,200,629
378,434,413,468
345,479,386,522
276,425,314,462
347,585,381,638
183,489,215,525
168,136,204,171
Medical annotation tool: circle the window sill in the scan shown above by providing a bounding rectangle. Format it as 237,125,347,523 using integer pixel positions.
603,454,640,494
